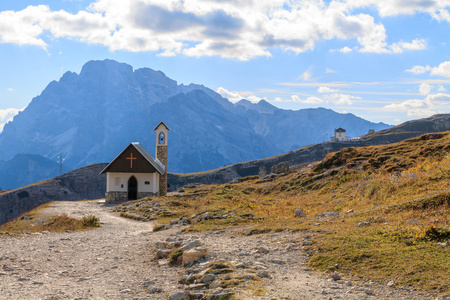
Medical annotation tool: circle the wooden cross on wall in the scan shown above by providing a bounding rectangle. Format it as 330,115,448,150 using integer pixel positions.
126,153,137,168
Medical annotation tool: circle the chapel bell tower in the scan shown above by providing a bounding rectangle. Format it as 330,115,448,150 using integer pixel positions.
154,121,169,196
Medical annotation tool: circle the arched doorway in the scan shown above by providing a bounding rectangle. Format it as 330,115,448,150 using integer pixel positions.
128,176,138,200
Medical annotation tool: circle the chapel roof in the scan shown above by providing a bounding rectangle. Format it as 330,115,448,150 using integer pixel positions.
100,142,165,175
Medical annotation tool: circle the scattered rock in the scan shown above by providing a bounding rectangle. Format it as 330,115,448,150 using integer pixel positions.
437,242,449,247
387,280,395,287
271,161,289,174
206,288,234,300
169,290,190,300
182,240,201,250
256,246,269,253
294,208,306,218
331,272,341,281
202,274,216,283
270,259,285,265
257,270,270,278
356,221,371,227
303,240,313,246
156,249,171,259
182,247,208,266
316,211,339,218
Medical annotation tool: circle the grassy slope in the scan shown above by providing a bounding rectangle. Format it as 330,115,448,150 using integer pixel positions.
119,131,450,297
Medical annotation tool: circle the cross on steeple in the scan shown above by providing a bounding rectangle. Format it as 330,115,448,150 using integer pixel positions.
126,153,137,168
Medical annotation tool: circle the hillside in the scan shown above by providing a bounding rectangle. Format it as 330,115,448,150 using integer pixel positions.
115,131,450,298
0,154,70,190
0,163,106,225
169,114,450,190
0,59,389,189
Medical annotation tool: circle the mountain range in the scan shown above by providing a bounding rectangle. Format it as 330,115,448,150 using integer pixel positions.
0,59,389,190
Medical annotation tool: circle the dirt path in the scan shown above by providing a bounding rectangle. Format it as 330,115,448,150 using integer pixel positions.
0,200,433,299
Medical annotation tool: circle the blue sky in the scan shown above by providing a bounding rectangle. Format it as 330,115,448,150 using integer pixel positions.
1,0,450,131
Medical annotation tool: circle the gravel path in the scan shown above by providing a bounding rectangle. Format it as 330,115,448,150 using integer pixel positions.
0,200,434,300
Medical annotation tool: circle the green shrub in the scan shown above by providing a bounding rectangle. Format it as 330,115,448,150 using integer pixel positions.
169,249,183,265
81,215,100,227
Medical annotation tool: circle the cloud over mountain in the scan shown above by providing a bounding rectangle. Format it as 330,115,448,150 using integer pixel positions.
0,0,439,60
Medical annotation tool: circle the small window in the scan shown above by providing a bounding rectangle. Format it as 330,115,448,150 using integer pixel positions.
145,181,150,185
159,132,165,144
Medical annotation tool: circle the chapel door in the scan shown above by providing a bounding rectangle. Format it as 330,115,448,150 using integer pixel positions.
128,176,138,200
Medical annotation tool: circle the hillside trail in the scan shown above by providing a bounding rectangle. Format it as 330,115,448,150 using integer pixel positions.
0,200,433,300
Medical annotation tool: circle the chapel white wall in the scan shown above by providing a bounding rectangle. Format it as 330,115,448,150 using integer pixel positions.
106,172,160,193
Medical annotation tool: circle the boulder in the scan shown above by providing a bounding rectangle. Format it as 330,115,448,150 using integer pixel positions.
294,208,306,218
182,247,208,267
271,161,289,174
169,291,189,300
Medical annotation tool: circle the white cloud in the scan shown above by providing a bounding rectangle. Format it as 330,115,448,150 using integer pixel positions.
216,87,262,103
406,61,450,78
292,95,324,104
345,0,450,20
0,107,23,132
419,83,432,95
7,88,14,92
438,85,447,92
318,86,338,93
321,93,360,105
0,1,431,60
405,65,432,74
431,61,450,77
337,46,353,53
325,67,337,73
300,68,313,81
246,95,264,103
383,93,450,117
216,87,244,102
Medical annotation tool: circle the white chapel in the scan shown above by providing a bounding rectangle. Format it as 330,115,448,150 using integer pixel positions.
101,122,170,203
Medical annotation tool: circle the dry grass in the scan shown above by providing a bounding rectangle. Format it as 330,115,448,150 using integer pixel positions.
120,132,450,297
0,202,100,233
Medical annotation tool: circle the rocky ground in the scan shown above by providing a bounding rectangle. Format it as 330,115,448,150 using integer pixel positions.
0,200,441,300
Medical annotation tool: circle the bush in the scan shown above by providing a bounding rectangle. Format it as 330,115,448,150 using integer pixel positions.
169,249,183,265
81,215,100,227
423,226,450,242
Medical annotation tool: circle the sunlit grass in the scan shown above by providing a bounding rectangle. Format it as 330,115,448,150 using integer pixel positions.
120,132,450,297
0,201,101,233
